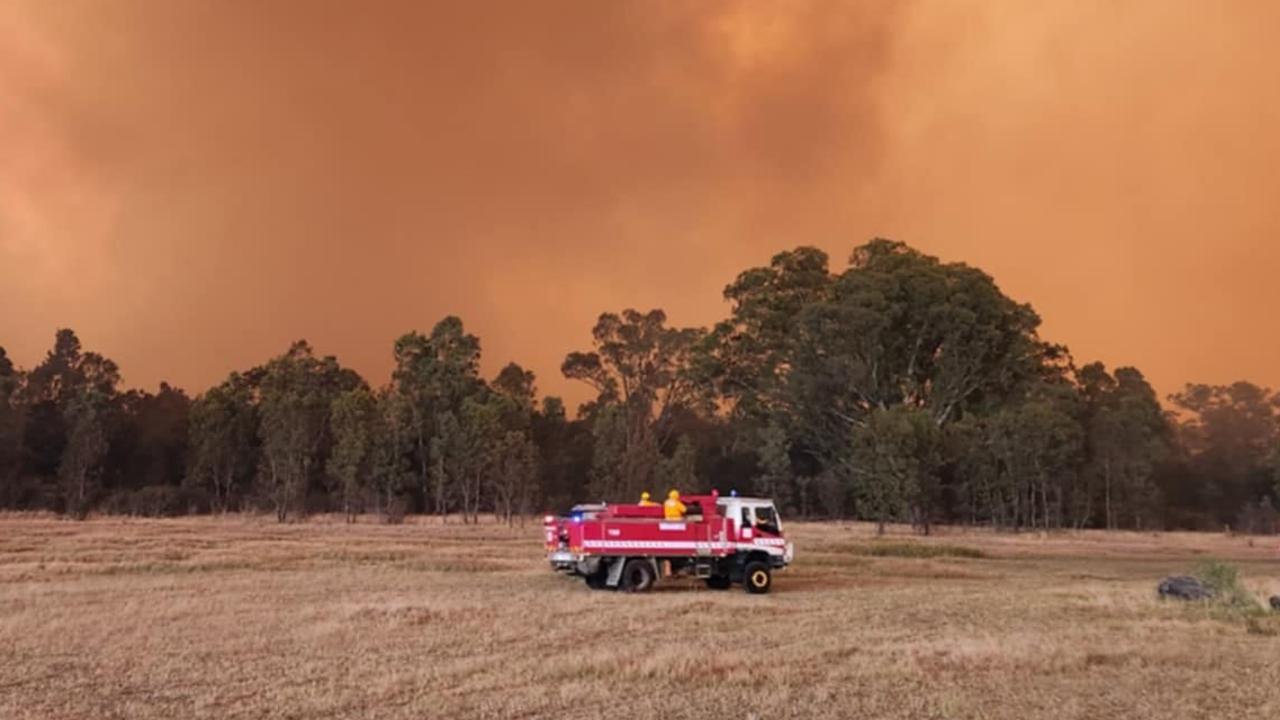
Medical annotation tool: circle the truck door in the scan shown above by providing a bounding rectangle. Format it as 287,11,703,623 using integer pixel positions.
753,505,782,537
737,507,750,540
737,505,781,541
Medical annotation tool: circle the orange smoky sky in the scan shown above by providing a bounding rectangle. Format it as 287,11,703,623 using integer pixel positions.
2,1,1279,410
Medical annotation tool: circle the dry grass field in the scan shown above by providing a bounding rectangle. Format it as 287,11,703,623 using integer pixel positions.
1,516,1278,719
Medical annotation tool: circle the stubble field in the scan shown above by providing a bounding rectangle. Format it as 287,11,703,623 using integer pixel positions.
0,515,1278,719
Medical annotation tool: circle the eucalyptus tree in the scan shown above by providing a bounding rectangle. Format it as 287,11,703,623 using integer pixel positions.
368,388,413,522
850,405,942,533
788,240,1047,443
755,421,793,510
110,383,191,498
699,247,834,421
985,385,1084,530
391,317,484,515
563,309,706,501
429,394,502,524
328,386,379,522
23,329,121,484
1079,363,1170,529
1169,381,1278,526
256,341,362,522
531,396,592,512
701,240,1053,527
490,429,538,526
488,363,540,525
59,387,111,519
188,373,258,512
0,347,23,507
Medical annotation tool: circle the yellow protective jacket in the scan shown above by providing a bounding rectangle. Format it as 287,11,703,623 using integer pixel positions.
663,498,687,520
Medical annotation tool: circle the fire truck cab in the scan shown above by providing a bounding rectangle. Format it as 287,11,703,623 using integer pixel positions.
544,491,794,594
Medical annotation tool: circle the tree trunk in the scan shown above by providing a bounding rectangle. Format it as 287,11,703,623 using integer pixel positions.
416,421,430,517
72,470,88,520
433,462,448,524
1104,461,1113,531
471,470,483,524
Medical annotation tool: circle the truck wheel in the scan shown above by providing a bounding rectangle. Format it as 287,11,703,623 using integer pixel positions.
744,562,772,594
584,568,609,590
704,574,732,590
620,559,656,593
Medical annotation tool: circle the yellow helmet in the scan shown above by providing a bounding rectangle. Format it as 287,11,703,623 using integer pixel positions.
668,490,680,500
640,492,650,501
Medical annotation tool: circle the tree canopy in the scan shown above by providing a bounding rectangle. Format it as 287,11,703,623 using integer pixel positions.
0,240,1275,533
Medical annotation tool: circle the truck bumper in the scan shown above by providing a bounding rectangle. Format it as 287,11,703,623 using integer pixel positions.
548,551,579,570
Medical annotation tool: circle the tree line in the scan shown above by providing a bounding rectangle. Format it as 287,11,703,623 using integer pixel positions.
1,239,1277,532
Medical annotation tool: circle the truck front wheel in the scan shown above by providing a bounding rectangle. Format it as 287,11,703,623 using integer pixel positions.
744,561,772,594
620,559,656,593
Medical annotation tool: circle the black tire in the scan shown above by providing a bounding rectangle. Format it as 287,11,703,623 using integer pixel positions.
582,559,611,590
584,569,608,590
743,561,772,594
705,574,732,590
619,559,656,593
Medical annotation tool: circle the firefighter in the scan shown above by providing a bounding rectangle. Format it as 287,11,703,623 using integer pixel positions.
664,490,687,520
638,492,657,507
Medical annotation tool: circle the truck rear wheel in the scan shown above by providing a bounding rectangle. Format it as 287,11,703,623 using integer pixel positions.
620,559,656,593
744,561,772,594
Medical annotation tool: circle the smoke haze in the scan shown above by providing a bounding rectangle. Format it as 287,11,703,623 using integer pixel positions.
2,1,1278,407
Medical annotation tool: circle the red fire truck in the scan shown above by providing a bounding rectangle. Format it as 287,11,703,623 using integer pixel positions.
544,490,794,594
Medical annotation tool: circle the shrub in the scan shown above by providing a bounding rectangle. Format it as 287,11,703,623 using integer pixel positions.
1194,559,1259,611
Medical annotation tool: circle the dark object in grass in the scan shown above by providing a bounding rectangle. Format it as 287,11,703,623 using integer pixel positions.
1270,595,1280,611
1157,576,1215,601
